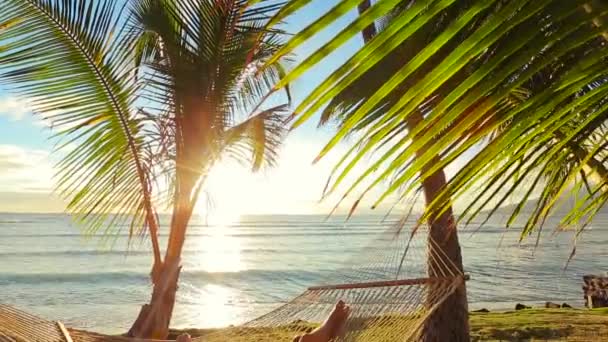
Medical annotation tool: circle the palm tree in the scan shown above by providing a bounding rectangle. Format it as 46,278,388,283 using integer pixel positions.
267,0,608,340
0,0,290,338
347,1,470,340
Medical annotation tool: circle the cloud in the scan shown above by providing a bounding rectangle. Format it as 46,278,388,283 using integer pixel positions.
0,145,54,193
0,95,64,128
0,144,63,213
0,192,65,213
0,96,32,121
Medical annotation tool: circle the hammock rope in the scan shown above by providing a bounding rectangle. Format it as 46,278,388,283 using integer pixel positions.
1,224,467,341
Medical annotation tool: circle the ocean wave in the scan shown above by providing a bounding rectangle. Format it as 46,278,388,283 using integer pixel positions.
0,219,400,227
0,248,286,258
0,231,387,238
0,269,331,286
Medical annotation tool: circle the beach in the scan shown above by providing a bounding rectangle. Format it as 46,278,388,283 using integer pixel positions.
1,212,606,334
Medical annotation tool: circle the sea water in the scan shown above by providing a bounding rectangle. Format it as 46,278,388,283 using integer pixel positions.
1,212,607,333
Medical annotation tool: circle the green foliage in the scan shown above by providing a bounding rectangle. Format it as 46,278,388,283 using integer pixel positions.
0,0,290,243
0,0,155,238
274,0,608,239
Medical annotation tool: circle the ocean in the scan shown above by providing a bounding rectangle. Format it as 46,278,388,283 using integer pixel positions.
0,212,606,334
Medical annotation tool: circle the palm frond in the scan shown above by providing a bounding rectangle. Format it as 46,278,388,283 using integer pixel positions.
273,0,608,238
0,0,161,260
128,0,291,205
223,103,289,171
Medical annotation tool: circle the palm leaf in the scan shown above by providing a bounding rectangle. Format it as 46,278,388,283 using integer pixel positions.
124,0,291,228
272,0,608,238
0,0,162,262
224,104,289,171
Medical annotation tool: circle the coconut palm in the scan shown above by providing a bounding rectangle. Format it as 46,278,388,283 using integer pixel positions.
335,1,473,340
0,0,290,338
267,0,608,340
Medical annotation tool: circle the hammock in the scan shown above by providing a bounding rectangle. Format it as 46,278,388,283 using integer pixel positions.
0,224,466,341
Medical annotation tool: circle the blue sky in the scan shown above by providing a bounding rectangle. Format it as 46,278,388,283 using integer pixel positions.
0,1,376,215
0,1,491,218
0,100,50,149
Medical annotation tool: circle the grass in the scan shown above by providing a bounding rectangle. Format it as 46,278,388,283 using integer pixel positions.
470,308,608,341
170,308,608,341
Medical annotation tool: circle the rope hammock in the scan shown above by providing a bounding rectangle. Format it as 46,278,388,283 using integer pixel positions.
0,224,467,341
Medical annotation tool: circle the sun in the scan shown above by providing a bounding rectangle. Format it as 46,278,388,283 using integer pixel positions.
195,163,249,226
202,205,242,227
193,142,325,219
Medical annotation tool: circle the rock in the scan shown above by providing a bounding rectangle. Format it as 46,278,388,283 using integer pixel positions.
472,308,490,313
515,303,531,310
561,303,572,308
545,302,561,309
583,275,608,308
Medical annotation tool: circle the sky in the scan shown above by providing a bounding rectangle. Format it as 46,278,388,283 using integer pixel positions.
0,0,481,219
0,1,377,215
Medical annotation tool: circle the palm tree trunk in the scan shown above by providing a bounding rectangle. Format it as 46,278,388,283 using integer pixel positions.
408,114,470,342
128,167,197,339
356,1,469,340
128,257,182,339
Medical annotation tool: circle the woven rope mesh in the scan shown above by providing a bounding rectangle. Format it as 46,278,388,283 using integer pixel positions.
0,304,65,342
0,224,465,341
200,224,464,341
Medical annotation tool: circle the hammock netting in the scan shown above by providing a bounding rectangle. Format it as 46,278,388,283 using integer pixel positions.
0,224,466,341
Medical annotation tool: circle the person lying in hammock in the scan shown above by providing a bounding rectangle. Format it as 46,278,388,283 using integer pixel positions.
175,300,350,342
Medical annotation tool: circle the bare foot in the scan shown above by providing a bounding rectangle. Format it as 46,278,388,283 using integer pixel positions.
294,300,350,342
176,333,191,342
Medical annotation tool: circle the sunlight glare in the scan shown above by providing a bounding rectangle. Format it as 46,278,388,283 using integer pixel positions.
196,162,249,226
196,225,245,273
180,283,244,328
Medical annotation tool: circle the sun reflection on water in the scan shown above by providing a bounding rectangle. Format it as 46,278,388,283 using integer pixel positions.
180,222,247,328
196,225,245,273
179,283,244,328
